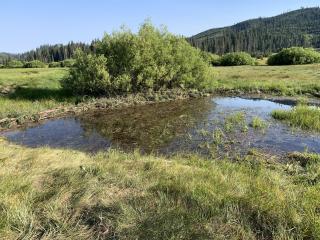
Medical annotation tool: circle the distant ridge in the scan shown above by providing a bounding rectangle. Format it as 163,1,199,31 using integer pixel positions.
189,7,320,55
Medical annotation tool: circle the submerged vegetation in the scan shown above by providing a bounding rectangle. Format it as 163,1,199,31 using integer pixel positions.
272,105,320,131
0,139,319,239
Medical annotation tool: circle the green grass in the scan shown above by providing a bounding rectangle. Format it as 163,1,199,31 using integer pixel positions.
250,116,267,129
272,105,320,131
213,64,320,96
0,139,319,239
0,68,72,119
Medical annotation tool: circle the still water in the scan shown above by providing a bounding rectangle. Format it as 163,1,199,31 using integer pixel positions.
2,97,320,155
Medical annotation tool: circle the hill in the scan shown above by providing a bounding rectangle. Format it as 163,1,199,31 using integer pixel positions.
0,53,18,64
189,7,320,55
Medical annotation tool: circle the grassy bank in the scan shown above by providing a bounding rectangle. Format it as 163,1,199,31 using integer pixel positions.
0,139,319,239
214,64,320,96
0,68,72,119
272,105,320,131
1,65,320,127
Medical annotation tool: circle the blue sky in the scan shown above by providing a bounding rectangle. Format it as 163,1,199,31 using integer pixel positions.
1,0,319,53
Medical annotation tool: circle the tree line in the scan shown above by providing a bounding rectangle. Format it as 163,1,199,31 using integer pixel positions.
0,42,96,65
189,7,320,56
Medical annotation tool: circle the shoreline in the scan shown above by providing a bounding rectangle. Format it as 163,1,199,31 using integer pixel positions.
1,89,320,131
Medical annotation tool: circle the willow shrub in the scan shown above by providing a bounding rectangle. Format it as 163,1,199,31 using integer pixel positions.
63,22,214,95
6,60,24,68
61,51,110,95
24,60,47,68
201,51,221,66
267,47,320,65
219,52,256,66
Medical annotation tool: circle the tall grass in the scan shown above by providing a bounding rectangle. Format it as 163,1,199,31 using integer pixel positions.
272,105,320,131
0,139,319,239
214,64,320,96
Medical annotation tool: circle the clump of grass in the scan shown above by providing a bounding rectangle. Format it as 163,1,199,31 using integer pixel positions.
0,139,319,239
272,105,320,131
250,116,267,129
224,112,247,132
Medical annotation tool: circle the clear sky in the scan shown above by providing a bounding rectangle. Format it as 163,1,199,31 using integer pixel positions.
1,0,319,53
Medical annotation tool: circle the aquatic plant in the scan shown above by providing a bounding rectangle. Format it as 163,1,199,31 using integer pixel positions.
250,116,267,129
272,105,320,131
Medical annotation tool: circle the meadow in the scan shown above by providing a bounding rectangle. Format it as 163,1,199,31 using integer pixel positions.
214,64,320,96
0,68,72,120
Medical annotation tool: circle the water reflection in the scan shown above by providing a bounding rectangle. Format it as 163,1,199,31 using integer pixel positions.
2,97,320,155
78,98,214,152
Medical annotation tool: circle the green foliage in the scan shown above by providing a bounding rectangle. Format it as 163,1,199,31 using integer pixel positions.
6,60,24,68
272,105,320,131
62,51,110,95
219,52,255,66
64,22,214,95
0,64,4,69
23,60,47,68
267,47,320,65
60,59,76,67
189,8,320,55
201,51,221,66
48,62,61,68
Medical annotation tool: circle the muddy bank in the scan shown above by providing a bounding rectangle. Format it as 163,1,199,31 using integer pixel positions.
0,89,210,131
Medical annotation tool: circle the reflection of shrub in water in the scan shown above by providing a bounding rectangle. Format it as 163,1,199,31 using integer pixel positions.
78,98,213,152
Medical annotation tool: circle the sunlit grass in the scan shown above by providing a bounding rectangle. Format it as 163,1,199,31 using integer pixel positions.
213,64,320,96
0,139,319,239
272,105,320,131
0,68,73,119
250,116,267,129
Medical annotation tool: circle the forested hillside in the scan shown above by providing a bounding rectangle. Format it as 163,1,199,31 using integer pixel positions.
189,7,320,55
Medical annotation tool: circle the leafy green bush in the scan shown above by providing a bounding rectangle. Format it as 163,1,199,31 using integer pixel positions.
6,60,24,68
0,64,4,69
201,51,221,66
220,52,255,66
61,50,110,95
24,60,47,68
63,22,214,95
48,62,61,68
267,47,320,65
61,59,76,67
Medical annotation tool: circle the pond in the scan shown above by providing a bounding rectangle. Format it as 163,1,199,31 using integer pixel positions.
2,97,320,156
